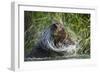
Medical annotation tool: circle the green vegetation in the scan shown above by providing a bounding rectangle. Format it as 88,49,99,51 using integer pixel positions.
24,11,90,57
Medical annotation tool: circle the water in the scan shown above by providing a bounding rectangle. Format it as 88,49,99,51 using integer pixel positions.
40,28,79,55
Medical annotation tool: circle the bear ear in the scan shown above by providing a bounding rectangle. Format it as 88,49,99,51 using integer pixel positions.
52,23,58,29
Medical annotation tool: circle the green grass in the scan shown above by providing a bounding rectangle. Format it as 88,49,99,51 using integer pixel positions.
24,11,90,58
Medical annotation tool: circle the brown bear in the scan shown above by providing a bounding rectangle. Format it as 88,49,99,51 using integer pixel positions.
26,22,77,60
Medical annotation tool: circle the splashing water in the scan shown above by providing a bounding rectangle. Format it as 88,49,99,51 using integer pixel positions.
39,28,79,55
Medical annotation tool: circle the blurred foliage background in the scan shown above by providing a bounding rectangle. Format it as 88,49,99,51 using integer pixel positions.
24,11,90,58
